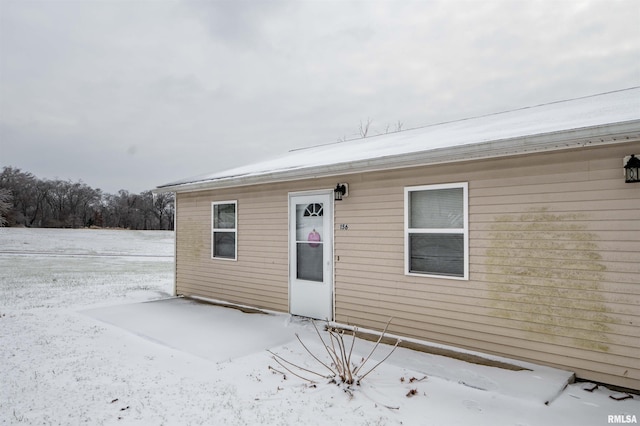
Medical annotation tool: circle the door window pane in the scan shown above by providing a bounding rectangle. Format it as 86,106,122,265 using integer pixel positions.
296,242,323,282
295,202,324,282
296,203,323,242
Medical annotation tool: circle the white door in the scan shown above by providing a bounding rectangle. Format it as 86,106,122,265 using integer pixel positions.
289,192,333,320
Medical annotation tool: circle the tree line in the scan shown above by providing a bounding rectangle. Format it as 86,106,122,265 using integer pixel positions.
0,166,174,230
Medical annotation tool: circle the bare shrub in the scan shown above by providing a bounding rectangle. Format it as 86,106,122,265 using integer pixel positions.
268,318,400,387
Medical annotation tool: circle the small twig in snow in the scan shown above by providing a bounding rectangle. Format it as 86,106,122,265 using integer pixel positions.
268,349,329,379
268,365,287,380
270,357,317,383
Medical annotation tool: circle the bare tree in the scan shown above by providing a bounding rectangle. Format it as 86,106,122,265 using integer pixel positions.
358,117,373,138
348,118,405,140
0,166,174,230
113,190,140,229
151,191,174,230
138,191,159,230
0,188,12,227
0,167,39,226
383,120,404,134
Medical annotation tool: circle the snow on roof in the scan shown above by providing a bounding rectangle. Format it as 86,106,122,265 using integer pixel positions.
158,87,640,192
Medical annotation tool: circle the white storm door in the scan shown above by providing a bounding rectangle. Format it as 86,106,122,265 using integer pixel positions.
289,192,333,320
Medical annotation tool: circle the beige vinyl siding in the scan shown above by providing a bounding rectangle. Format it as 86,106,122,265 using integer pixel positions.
332,142,640,390
175,179,338,313
176,186,290,312
175,141,639,390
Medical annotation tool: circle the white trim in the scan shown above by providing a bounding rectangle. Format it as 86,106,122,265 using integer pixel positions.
173,192,177,296
211,200,238,261
404,182,469,280
288,189,334,197
288,190,335,320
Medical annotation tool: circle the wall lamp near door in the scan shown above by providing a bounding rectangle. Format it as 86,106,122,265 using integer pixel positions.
334,183,348,201
624,155,640,183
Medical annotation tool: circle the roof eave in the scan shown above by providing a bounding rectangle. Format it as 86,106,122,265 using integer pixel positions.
154,120,640,194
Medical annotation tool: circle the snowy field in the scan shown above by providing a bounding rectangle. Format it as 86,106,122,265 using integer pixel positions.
1,228,637,425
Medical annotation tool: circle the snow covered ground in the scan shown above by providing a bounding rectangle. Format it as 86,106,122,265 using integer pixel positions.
1,228,637,425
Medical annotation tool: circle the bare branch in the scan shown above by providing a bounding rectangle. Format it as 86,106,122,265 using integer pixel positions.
357,338,402,382
268,349,331,379
270,357,317,383
268,365,287,378
359,117,372,138
267,318,399,390
312,321,340,370
345,329,357,383
294,333,336,376
353,317,394,376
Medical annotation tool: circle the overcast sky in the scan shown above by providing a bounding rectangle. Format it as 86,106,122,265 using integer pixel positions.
1,0,638,194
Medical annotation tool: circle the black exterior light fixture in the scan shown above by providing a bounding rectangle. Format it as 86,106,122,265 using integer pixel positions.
334,183,348,201
624,155,640,183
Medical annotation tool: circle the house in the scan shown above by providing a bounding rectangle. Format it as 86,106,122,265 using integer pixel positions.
156,88,640,390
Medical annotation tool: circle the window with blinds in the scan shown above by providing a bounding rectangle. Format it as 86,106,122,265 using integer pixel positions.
211,201,237,260
405,183,468,279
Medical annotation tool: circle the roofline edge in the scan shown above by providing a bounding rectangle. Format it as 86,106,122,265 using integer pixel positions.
153,120,640,194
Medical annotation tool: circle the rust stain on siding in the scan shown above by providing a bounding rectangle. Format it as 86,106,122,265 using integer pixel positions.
485,207,613,352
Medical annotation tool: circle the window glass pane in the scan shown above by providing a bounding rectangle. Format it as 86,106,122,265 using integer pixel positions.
296,242,323,282
303,203,323,217
410,188,463,229
409,233,463,277
295,203,323,242
214,203,236,229
213,232,235,258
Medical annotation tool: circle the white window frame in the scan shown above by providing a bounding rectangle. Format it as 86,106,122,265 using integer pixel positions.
211,200,237,261
404,182,469,280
